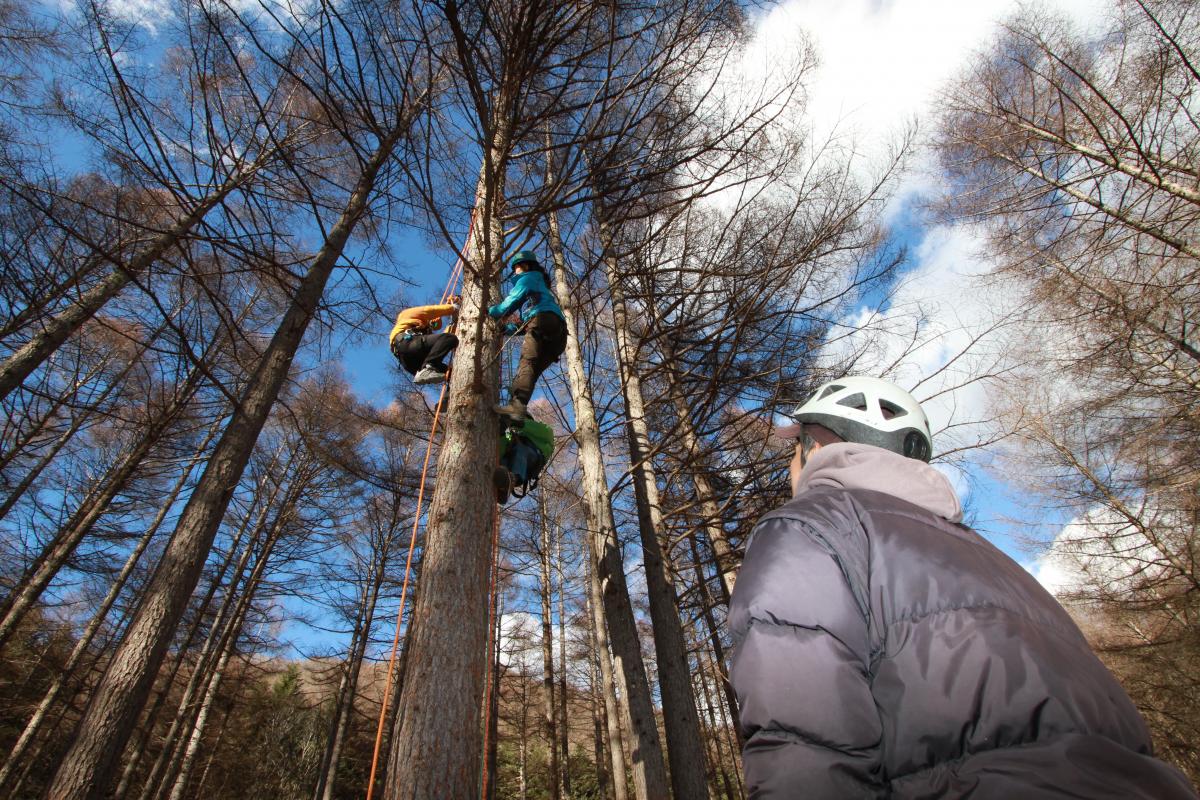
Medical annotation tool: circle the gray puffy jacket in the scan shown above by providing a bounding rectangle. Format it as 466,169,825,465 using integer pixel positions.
729,443,1196,799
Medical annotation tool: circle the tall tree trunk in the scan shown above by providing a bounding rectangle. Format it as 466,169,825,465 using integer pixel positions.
0,356,208,651
605,256,709,800
555,520,571,799
111,499,260,800
314,594,369,800
0,418,220,793
589,640,614,800
165,493,290,800
135,465,285,800
384,145,507,799
43,124,407,800
518,678,529,800
694,640,737,800
315,543,385,800
486,584,503,800
705,645,745,799
540,494,562,800
686,536,741,746
550,222,668,800
162,600,245,800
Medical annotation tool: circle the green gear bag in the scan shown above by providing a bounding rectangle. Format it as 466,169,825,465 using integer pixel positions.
502,418,555,461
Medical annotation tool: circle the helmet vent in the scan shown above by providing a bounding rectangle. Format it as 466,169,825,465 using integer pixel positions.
836,392,868,411
878,399,907,419
818,384,844,400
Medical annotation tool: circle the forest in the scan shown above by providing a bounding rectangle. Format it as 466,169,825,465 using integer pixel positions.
0,0,1196,798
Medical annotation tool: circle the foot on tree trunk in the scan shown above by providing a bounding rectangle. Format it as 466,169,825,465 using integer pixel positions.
494,398,527,424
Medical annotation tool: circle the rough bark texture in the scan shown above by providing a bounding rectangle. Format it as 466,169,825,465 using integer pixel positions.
587,555,628,800
136,470,283,800
552,236,668,800
555,523,571,799
607,261,711,799
43,128,402,800
589,640,615,800
383,157,504,799
539,497,562,800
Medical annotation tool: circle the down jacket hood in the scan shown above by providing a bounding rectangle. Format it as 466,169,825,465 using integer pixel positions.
794,442,963,523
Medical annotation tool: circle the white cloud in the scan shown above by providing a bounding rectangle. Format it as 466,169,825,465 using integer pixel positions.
761,0,1103,484
1028,505,1176,599
748,0,1103,166
823,224,1019,455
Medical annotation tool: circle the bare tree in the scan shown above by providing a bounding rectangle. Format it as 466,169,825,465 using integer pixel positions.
936,0,1200,780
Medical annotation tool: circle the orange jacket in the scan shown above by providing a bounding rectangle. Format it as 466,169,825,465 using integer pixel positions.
388,303,457,347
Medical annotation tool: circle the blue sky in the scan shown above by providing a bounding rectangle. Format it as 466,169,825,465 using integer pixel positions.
279,0,1088,624
37,0,1100,659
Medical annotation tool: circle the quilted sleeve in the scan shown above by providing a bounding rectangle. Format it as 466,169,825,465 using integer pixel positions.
729,515,883,799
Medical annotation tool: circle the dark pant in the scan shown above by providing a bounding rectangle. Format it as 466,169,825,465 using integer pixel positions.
511,312,567,403
392,332,458,375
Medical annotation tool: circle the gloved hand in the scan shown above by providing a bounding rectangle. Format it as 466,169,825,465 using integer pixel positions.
503,322,519,335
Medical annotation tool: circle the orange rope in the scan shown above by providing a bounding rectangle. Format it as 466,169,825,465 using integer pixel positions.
363,377,447,800
363,215,474,800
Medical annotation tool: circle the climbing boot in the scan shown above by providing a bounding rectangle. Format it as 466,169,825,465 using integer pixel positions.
493,397,527,424
413,364,447,386
493,466,515,504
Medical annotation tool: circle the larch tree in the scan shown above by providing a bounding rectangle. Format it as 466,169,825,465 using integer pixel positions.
935,0,1199,780
43,2,429,796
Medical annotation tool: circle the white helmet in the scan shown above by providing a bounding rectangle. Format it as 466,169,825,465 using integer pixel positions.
778,376,933,461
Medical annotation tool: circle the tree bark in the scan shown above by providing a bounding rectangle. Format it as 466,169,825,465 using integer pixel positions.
43,123,407,800
605,256,710,800
586,555,626,800
164,492,290,800
384,148,506,800
555,519,571,799
552,220,668,800
589,639,614,800
135,462,285,800
540,494,562,800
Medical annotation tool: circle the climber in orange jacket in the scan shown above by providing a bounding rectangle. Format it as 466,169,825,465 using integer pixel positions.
388,297,461,385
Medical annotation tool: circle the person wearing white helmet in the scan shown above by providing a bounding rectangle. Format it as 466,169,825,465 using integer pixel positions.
728,375,1195,799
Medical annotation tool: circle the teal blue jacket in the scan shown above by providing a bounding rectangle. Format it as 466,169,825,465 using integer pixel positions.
488,270,564,323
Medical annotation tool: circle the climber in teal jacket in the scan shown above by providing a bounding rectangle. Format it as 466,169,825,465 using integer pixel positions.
489,251,567,422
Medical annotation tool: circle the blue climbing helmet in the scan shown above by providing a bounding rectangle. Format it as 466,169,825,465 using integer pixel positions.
509,250,540,271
